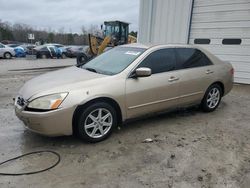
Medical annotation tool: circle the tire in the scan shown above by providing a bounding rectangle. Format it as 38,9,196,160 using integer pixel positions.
4,52,12,59
200,84,222,112
76,102,117,142
76,53,89,66
41,54,47,59
61,53,67,59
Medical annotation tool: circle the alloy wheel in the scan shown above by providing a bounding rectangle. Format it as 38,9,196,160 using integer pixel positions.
207,88,220,109
84,108,113,139
5,53,11,59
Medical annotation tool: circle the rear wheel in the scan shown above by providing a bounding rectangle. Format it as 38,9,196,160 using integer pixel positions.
4,52,12,59
76,102,117,142
41,54,47,59
200,84,222,112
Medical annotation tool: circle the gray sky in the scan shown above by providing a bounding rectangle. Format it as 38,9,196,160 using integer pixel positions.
0,0,140,33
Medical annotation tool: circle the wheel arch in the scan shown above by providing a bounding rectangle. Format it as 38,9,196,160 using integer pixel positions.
209,81,225,96
4,52,12,58
72,97,123,135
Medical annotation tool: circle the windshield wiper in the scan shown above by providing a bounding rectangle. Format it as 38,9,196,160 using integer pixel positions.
85,67,97,73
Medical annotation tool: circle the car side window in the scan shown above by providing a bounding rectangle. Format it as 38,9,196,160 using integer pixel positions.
175,48,212,70
137,48,176,74
0,44,5,48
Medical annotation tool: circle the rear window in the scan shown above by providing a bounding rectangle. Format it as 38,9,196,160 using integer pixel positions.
175,48,212,69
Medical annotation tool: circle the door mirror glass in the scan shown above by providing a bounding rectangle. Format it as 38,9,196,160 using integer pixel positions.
135,67,152,77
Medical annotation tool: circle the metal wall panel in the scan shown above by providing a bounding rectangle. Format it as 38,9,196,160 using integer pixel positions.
138,0,193,44
138,0,250,84
190,0,250,84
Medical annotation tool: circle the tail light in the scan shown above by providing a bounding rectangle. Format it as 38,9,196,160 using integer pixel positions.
230,68,234,75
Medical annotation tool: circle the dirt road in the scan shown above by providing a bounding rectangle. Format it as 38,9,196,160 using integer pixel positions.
0,58,250,188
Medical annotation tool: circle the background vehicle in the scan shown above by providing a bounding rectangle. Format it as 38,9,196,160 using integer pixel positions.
22,44,36,55
7,44,20,48
0,42,15,59
14,46,26,57
15,44,233,142
66,46,88,58
34,45,57,59
45,43,64,48
76,20,137,65
44,43,67,58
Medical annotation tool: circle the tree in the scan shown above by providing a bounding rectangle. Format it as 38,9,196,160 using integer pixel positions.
0,19,90,45
88,24,100,36
129,31,138,38
48,32,55,43
0,20,14,41
81,25,87,35
66,33,74,45
0,26,14,41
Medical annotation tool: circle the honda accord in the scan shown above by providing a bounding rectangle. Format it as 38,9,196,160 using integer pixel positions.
15,43,233,142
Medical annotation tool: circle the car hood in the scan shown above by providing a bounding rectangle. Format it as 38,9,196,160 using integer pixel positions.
19,66,108,100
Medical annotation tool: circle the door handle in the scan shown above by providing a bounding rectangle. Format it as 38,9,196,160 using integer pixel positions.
168,76,179,82
206,70,214,74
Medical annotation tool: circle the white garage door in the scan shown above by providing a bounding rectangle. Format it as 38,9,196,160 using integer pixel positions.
189,0,250,84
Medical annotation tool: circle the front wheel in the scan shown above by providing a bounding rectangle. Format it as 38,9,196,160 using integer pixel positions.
200,84,222,112
61,53,67,59
4,52,12,59
76,53,89,66
76,102,117,142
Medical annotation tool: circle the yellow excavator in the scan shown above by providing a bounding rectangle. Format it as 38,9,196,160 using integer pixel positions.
77,20,137,65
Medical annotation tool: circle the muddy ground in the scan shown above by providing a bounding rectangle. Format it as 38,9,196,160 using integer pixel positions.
0,58,250,188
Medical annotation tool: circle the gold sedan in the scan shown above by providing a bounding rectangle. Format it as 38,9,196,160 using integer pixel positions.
15,43,233,142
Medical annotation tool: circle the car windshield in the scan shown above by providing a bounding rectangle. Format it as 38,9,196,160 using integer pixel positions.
82,47,146,75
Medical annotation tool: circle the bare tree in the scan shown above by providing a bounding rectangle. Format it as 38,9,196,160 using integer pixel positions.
0,20,95,45
81,25,87,35
58,27,65,34
88,24,100,36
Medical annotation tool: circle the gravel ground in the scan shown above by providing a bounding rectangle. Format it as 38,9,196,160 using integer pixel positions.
0,58,250,188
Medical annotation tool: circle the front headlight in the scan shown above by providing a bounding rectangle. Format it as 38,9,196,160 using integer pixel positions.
27,93,68,110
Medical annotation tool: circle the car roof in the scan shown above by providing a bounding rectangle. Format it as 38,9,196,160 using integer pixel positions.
122,43,206,50
121,43,217,63
121,43,151,49
35,45,51,50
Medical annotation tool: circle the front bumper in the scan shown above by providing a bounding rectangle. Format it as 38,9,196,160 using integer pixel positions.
15,105,75,136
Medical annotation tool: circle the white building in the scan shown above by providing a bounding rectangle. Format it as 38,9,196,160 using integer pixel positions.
138,0,250,84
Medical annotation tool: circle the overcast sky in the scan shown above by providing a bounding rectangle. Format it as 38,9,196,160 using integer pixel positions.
0,0,140,33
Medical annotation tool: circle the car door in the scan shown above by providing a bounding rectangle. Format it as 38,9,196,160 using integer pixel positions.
125,48,181,119
48,47,56,57
175,48,214,106
39,47,48,57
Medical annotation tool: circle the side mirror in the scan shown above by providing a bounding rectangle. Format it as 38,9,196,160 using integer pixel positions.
134,67,152,78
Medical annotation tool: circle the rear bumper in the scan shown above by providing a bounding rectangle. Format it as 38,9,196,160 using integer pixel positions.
15,106,76,136
224,75,234,96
